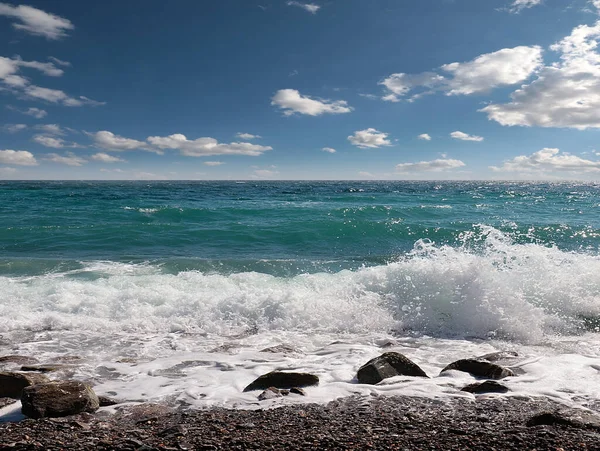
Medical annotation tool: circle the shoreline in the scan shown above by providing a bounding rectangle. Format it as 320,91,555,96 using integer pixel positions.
1,395,600,450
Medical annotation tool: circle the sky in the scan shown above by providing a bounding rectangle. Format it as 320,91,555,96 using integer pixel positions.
2,0,600,180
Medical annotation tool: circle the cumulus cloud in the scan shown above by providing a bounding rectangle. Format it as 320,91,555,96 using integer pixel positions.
418,133,432,141
33,135,66,148
271,89,352,116
48,56,70,67
18,106,47,118
148,134,272,157
481,21,600,129
0,56,103,107
252,168,279,179
348,128,392,149
204,161,224,166
35,124,64,135
0,149,37,165
286,1,320,14
45,151,86,166
0,3,74,40
3,123,26,133
89,131,148,152
396,159,466,172
380,46,542,101
91,152,125,163
450,131,484,142
236,132,261,140
490,148,600,173
322,147,336,153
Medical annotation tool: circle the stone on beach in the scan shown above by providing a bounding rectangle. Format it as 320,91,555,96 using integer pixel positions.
461,380,509,394
0,372,50,399
357,352,428,384
243,371,319,392
440,359,514,379
0,355,39,366
21,381,100,419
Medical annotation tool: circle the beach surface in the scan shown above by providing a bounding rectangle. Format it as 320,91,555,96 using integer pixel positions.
1,395,600,450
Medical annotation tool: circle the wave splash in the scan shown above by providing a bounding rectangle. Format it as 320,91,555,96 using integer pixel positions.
1,226,599,344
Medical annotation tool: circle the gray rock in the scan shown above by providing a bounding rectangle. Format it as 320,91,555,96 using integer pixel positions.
97,395,119,407
461,380,509,394
21,381,99,419
259,345,298,354
258,387,284,401
290,387,306,396
527,410,600,429
440,359,514,379
243,371,319,392
0,372,50,399
20,364,72,373
0,397,17,408
476,351,519,362
357,352,428,385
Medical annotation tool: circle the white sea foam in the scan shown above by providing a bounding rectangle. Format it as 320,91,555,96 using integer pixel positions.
1,227,600,411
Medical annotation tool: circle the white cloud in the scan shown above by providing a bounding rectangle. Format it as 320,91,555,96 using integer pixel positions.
450,131,484,142
45,152,86,166
481,21,600,129
322,147,336,153
490,148,600,173
348,128,392,149
0,3,74,39
507,0,543,13
358,171,376,178
380,46,542,101
252,168,279,178
418,133,432,141
236,132,261,140
90,131,148,151
271,89,352,116
147,134,272,157
204,161,224,166
48,56,70,67
91,152,125,163
35,124,63,135
33,135,66,148
396,159,466,172
3,123,26,133
286,1,320,14
0,149,37,165
23,107,47,118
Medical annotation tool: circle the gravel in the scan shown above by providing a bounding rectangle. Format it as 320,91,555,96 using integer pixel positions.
1,395,600,450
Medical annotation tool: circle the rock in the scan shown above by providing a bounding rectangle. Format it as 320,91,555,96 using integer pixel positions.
290,387,306,396
259,345,298,354
113,403,175,423
0,355,39,366
461,380,509,394
357,352,428,384
97,395,119,407
0,397,17,408
21,381,99,419
20,364,71,373
527,410,600,429
243,371,319,392
440,359,514,379
258,387,284,401
0,372,50,398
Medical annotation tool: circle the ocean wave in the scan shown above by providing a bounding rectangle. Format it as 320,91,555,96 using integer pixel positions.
1,227,599,344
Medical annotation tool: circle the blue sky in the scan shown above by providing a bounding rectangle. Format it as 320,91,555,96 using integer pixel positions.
2,0,600,180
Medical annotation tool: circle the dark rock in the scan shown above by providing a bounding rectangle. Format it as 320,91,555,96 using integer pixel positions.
461,380,509,394
527,410,600,429
20,364,72,373
290,387,306,396
258,387,284,401
259,344,298,354
97,395,119,407
0,372,50,398
440,359,515,379
357,352,428,384
21,381,100,419
477,351,519,362
0,355,39,366
114,403,175,423
243,371,319,392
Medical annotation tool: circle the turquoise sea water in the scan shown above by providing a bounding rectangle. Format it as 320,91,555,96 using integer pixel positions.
1,181,599,275
2,181,600,411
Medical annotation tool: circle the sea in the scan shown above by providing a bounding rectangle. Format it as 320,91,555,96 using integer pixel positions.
1,180,600,415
